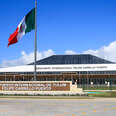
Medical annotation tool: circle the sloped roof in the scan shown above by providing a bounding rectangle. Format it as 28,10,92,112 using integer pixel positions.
29,54,114,65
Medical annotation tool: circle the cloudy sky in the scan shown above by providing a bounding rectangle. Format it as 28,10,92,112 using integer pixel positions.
0,0,116,67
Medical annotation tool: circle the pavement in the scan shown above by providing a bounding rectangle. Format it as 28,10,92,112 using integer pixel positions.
0,98,116,116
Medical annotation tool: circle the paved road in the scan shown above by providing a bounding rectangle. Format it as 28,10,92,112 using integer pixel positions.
0,98,116,116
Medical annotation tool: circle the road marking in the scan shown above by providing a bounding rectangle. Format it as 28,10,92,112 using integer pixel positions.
0,110,8,112
93,110,96,112
72,114,76,116
82,112,86,115
55,112,69,116
106,104,110,106
80,104,86,106
12,115,20,116
104,108,107,111
113,107,116,110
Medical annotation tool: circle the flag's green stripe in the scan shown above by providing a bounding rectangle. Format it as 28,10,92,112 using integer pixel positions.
25,8,35,33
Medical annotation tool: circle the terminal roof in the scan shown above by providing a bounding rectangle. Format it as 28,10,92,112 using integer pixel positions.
29,54,114,65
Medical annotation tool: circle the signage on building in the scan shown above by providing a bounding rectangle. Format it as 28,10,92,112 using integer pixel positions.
36,64,108,72
1,64,116,73
0,82,70,91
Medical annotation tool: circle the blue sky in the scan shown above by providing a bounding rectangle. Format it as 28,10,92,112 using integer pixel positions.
1,0,116,67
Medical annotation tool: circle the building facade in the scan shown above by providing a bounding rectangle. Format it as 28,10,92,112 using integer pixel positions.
0,54,116,90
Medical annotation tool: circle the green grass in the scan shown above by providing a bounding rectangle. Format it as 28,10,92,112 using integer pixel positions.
82,86,116,90
0,93,89,99
0,92,116,98
88,91,116,97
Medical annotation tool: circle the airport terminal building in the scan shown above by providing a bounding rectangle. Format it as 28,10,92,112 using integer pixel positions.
0,54,116,89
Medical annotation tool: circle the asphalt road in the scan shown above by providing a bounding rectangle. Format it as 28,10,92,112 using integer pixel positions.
0,98,116,116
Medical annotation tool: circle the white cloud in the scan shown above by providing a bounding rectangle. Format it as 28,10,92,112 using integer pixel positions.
1,41,116,68
83,41,116,62
0,49,55,68
65,50,77,55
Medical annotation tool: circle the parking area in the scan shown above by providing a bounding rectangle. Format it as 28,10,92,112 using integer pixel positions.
0,98,116,116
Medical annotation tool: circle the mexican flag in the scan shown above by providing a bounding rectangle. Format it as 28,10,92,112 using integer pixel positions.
8,8,35,47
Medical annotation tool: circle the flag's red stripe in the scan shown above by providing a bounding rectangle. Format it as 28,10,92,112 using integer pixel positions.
8,27,19,47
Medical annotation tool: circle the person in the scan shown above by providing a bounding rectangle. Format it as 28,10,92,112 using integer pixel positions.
72,78,75,85
76,79,78,87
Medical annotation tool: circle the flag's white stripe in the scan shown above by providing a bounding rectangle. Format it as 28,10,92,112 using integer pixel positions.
17,17,27,40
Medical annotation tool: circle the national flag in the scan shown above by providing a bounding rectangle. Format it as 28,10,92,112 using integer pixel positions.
8,8,35,47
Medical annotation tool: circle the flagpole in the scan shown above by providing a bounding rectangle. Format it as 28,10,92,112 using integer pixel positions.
34,0,37,81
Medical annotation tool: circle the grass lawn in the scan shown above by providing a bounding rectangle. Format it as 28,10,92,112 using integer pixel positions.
82,86,116,90
87,91,116,97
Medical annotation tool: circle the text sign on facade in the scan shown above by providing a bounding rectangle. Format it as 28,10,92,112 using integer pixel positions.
0,82,70,91
36,64,108,72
